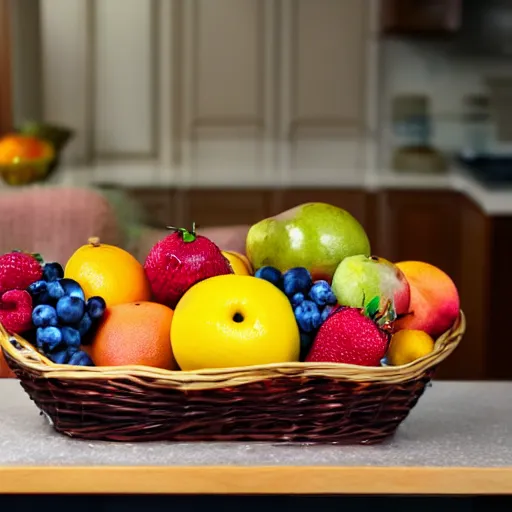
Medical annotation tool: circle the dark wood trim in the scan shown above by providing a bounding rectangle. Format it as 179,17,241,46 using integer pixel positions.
0,0,12,135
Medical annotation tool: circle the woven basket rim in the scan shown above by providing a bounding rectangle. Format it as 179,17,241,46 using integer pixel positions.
0,311,465,390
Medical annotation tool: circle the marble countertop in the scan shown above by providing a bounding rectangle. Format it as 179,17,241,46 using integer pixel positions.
1,380,511,468
1,380,511,495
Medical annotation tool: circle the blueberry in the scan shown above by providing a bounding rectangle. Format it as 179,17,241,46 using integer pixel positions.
309,280,337,307
86,296,106,320
321,304,336,323
291,292,305,308
56,296,85,324
27,280,52,305
294,300,321,333
47,281,65,301
27,280,50,304
283,267,313,297
32,304,58,328
68,350,94,367
75,312,93,337
36,326,63,353
42,262,64,282
27,280,47,296
49,349,71,365
60,326,81,350
254,266,282,288
59,278,85,300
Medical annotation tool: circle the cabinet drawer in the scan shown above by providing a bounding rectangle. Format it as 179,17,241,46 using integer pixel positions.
128,189,176,228
182,189,274,227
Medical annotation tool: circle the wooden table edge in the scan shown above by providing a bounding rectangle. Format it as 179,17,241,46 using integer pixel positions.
1,466,511,495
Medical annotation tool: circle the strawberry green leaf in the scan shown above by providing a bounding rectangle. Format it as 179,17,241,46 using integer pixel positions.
31,253,45,265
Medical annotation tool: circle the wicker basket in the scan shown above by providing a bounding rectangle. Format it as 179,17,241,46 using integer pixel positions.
0,312,465,445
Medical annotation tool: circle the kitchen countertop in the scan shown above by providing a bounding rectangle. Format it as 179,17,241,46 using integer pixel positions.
2,161,512,216
5,161,511,216
1,380,511,495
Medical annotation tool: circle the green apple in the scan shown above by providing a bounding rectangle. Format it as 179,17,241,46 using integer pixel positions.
331,254,411,316
246,202,371,280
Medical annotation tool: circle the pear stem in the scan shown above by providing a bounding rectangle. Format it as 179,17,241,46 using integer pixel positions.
88,237,101,247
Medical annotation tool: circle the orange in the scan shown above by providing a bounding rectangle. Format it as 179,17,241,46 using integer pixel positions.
65,237,151,307
0,134,54,164
171,274,300,370
88,301,177,369
222,251,253,275
387,329,435,366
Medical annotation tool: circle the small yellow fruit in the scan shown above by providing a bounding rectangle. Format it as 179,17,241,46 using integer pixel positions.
222,251,252,275
65,237,151,307
171,274,300,370
387,329,435,366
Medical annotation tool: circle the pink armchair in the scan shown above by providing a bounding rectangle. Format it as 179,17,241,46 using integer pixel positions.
0,186,123,263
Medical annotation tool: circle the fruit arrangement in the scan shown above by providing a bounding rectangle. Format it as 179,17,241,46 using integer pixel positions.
0,202,461,376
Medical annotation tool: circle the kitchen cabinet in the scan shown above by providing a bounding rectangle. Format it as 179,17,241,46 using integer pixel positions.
38,0,372,186
277,0,369,185
487,216,512,380
380,0,462,35
127,189,176,229
180,189,278,228
177,0,370,185
376,190,462,282
375,190,487,380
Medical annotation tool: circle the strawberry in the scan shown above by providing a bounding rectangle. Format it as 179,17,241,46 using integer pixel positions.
0,251,43,295
0,289,33,334
306,306,389,366
144,224,233,309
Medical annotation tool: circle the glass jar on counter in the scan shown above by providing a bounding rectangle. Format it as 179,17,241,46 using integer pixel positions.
461,94,491,159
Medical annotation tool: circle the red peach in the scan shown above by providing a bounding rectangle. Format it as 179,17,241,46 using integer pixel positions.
395,261,460,339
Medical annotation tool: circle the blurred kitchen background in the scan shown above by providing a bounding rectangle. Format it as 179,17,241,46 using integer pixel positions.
1,0,512,380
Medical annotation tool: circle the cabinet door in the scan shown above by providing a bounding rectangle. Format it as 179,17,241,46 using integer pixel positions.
453,195,489,381
377,191,461,282
128,189,177,229
279,0,369,185
181,189,275,228
381,0,462,34
178,0,277,186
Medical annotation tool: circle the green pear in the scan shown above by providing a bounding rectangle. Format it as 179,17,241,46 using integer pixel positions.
246,202,371,280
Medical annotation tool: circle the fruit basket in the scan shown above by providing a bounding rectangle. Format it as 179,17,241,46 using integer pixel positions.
0,312,464,444
0,206,465,445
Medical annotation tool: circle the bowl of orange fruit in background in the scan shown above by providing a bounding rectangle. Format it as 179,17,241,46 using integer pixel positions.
0,123,74,186
0,134,55,186
0,203,464,444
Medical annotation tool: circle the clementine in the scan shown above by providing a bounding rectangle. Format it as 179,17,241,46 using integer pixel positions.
87,301,176,370
65,237,151,307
